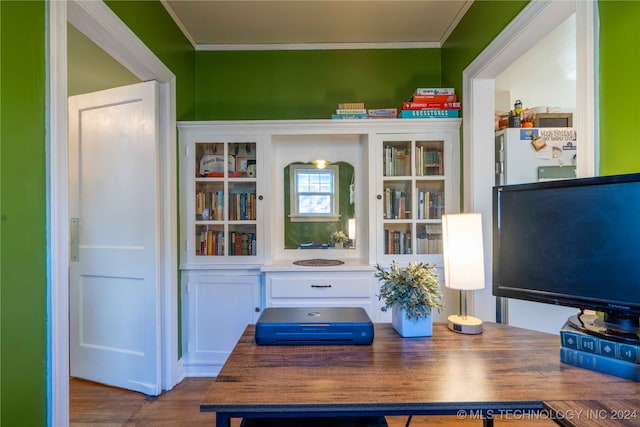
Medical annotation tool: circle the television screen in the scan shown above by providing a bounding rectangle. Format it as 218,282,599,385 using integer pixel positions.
493,173,640,341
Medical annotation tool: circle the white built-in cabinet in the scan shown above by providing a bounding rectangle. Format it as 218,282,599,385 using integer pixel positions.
178,119,460,375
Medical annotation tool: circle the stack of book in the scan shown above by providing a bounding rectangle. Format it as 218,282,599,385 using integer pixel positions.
400,88,461,119
332,102,368,119
559,318,640,381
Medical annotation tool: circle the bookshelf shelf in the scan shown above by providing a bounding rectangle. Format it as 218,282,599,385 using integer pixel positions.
180,131,264,266
376,133,458,261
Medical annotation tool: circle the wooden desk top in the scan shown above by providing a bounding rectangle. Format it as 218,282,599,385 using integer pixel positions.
201,322,639,417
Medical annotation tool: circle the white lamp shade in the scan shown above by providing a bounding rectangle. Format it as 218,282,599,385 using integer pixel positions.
442,213,485,291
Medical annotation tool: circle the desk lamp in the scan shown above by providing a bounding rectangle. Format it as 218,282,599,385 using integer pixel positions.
442,213,485,334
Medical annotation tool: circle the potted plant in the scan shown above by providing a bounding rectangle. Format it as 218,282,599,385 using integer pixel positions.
330,230,348,249
374,261,444,337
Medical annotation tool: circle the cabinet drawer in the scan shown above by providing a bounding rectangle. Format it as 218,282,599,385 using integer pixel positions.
268,276,371,299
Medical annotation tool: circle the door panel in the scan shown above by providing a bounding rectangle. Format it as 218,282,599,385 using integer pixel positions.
69,81,161,395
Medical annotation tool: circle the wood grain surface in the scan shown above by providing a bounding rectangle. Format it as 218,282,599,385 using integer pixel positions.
202,322,640,419
543,399,640,427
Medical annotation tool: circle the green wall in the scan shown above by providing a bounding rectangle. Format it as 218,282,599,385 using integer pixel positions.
195,49,441,120
441,0,529,97
1,2,48,426
598,0,640,175
105,0,196,120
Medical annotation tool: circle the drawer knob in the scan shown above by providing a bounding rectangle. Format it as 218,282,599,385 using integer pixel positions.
258,195,264,200
377,194,382,200
311,284,332,288
255,307,261,312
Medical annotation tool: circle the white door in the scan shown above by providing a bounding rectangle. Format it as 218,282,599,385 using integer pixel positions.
68,81,161,395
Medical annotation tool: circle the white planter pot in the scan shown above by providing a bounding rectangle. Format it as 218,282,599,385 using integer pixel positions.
391,305,433,337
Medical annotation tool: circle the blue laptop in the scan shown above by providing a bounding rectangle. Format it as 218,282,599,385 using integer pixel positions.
255,307,374,345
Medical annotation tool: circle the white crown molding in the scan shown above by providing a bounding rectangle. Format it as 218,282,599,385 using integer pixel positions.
196,41,440,51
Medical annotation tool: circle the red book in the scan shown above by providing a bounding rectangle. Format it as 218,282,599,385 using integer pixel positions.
411,94,457,103
402,101,461,110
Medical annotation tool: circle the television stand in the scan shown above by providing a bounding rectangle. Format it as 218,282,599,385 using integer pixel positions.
567,313,640,345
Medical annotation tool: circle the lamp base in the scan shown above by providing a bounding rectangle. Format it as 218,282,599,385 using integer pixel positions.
447,314,483,335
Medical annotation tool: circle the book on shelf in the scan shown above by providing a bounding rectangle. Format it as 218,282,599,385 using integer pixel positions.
402,101,461,110
416,146,444,176
368,108,398,118
336,108,367,114
411,94,457,103
331,113,368,119
383,146,410,176
414,88,455,96
384,229,412,255
197,229,224,256
416,190,444,219
560,320,639,363
196,190,224,220
400,109,459,119
228,192,256,221
560,347,640,381
383,187,410,220
338,102,365,109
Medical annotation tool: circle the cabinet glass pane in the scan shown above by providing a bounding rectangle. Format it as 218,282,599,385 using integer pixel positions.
196,142,226,177
228,182,257,221
415,140,444,176
416,224,442,255
384,223,412,255
228,142,257,178
415,181,444,220
196,181,224,220
228,224,257,256
195,224,224,256
383,141,411,177
383,180,411,219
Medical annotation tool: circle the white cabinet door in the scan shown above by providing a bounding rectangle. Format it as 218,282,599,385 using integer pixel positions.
182,272,261,376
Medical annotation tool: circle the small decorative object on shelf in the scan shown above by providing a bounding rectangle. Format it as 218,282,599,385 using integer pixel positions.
375,261,444,337
330,230,348,249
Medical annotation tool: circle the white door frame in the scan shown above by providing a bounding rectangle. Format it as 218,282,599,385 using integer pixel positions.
462,0,596,322
48,1,180,425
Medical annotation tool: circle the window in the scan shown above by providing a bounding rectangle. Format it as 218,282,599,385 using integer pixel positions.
289,164,339,222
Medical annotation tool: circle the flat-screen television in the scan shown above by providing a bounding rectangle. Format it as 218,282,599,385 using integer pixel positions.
493,173,640,344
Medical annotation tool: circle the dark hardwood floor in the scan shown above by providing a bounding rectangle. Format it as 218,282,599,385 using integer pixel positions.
70,377,556,426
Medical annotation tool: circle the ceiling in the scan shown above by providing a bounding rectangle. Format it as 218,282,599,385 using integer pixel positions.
161,0,473,50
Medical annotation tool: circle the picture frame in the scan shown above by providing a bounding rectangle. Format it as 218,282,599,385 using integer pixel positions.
236,156,256,173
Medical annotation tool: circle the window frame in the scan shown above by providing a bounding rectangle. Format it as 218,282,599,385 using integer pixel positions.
289,164,340,222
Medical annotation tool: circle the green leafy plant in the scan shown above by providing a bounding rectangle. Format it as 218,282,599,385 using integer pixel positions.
330,230,349,244
375,261,444,320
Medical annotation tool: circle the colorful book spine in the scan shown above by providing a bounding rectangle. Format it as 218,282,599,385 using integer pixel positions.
402,102,461,110
331,113,368,119
400,109,459,118
560,321,639,363
336,108,367,114
414,88,455,96
337,102,365,109
411,94,457,103
368,108,398,118
560,347,640,381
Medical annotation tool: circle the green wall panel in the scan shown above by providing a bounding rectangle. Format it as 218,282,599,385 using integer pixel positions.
195,49,441,120
441,0,528,97
105,0,196,120
598,0,640,175
0,1,48,426
440,0,528,206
